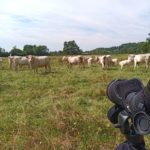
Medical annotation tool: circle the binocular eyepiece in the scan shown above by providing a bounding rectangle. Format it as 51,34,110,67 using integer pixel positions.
107,78,150,135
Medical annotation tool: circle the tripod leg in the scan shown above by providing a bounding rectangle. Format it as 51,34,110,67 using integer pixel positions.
116,140,147,150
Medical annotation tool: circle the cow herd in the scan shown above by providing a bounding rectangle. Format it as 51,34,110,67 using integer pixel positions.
62,53,150,70
1,55,51,73
0,53,150,73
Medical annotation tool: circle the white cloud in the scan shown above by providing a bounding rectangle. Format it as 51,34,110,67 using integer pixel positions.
0,0,150,51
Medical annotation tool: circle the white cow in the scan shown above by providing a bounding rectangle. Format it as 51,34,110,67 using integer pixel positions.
93,55,99,62
8,56,21,70
28,55,51,73
62,56,69,64
134,53,150,69
98,55,112,69
67,56,83,66
98,56,105,69
112,58,118,65
128,54,135,62
13,56,30,71
119,59,132,70
82,55,91,64
87,57,93,67
8,56,14,69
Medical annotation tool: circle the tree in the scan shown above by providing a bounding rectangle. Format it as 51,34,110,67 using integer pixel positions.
23,45,49,55
35,45,49,56
142,33,150,53
23,45,36,55
10,46,23,56
139,42,148,53
63,40,82,55
0,47,9,57
146,33,150,43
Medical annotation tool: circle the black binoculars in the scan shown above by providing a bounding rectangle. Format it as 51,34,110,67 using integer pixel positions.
107,78,150,135
107,78,150,149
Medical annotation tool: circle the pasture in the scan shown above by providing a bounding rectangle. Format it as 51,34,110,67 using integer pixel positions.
0,55,150,150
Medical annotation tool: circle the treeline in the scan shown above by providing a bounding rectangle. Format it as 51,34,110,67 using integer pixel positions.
0,45,49,57
0,34,150,56
86,42,146,55
0,40,83,56
9,45,49,56
86,33,150,54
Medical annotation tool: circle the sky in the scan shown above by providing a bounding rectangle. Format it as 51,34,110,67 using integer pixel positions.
0,0,150,52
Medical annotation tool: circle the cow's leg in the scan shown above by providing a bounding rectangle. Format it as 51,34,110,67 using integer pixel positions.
121,64,123,70
45,65,47,72
145,60,148,69
134,61,137,69
48,64,51,72
102,63,104,69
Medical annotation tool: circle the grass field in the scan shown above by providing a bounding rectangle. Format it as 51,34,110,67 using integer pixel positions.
1,55,150,150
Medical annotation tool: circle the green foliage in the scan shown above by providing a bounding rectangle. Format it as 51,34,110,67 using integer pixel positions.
23,45,49,55
63,40,82,55
87,33,150,54
139,42,149,53
23,45,36,55
8,45,50,56
85,41,150,55
86,43,141,54
49,50,63,56
0,47,9,57
35,45,49,56
10,46,24,56
146,33,150,43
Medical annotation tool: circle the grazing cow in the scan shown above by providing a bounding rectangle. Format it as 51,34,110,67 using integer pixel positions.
82,56,91,64
0,57,2,68
128,54,135,62
93,55,99,62
87,57,93,67
112,58,118,65
98,55,112,69
118,54,135,70
13,56,30,71
62,56,69,64
134,53,150,69
119,59,132,70
98,56,105,69
28,55,51,73
8,56,14,69
8,56,21,70
104,55,113,67
67,56,83,66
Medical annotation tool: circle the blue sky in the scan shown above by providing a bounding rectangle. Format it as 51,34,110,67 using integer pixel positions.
0,0,150,51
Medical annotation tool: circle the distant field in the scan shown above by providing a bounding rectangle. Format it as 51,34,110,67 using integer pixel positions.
0,55,150,150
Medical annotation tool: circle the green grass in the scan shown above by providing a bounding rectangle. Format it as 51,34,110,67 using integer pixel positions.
0,55,150,150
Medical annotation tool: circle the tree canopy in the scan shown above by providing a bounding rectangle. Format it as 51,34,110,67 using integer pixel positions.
8,45,49,56
63,40,82,55
0,47,9,57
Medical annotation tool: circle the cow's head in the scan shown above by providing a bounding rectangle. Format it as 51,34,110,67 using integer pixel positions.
27,55,35,63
